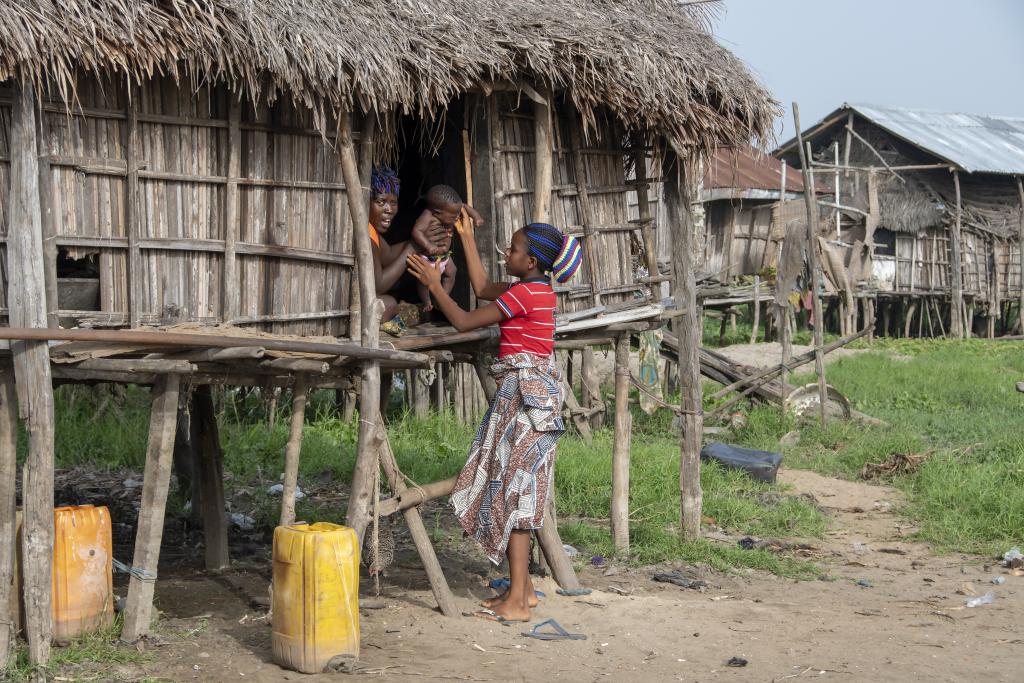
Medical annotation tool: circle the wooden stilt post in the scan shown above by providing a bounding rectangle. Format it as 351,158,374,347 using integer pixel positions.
535,497,582,590
951,170,965,338
532,89,553,224
472,354,497,404
412,369,430,418
0,363,17,670
279,377,309,528
903,300,918,338
339,109,383,545
793,104,828,426
122,375,182,642
193,386,229,571
580,346,605,429
779,305,793,413
749,276,761,344
374,422,458,616
610,333,632,552
666,150,703,541
9,82,56,668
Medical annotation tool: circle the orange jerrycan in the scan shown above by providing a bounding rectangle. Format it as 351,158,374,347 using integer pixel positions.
52,505,114,642
272,522,360,673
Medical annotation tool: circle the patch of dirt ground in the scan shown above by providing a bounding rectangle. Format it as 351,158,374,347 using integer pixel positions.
86,468,1023,683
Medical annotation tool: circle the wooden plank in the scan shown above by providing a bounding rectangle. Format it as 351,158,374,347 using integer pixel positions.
125,86,142,327
610,334,632,552
9,82,56,667
222,100,241,320
121,374,181,641
279,377,308,528
665,151,703,541
0,327,428,364
0,362,17,669
193,385,229,571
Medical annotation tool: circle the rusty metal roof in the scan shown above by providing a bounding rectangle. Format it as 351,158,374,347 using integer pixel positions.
702,146,823,196
777,103,1024,176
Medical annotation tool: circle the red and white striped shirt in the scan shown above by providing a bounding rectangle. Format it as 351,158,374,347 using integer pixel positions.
495,279,556,358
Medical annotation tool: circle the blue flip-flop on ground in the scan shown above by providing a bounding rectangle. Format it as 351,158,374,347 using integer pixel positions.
488,577,545,598
521,618,587,641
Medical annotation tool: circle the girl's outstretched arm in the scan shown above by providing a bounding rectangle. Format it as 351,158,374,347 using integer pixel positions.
456,207,509,301
407,255,503,332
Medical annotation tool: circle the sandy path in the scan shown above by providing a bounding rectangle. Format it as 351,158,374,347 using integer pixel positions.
118,469,1022,683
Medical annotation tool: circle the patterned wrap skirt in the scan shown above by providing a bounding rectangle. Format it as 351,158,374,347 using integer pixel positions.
449,353,565,564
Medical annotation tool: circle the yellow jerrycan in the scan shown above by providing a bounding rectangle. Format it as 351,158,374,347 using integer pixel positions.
272,522,360,673
52,505,114,642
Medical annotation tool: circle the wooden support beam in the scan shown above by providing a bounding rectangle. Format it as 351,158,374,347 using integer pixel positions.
633,135,660,280
375,421,458,617
532,91,553,224
567,111,604,307
0,362,17,669
951,171,965,338
279,378,309,528
0,327,428,365
665,151,703,541
193,386,229,571
9,82,56,668
125,86,143,328
378,475,458,517
610,334,632,552
534,496,582,590
222,99,242,320
559,372,593,443
793,104,829,426
580,346,605,429
122,375,181,642
749,276,761,344
339,109,382,545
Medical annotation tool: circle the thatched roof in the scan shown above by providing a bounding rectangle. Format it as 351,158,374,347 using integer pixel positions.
0,0,777,147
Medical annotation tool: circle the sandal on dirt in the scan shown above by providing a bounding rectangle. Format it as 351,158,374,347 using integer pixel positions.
462,609,529,625
521,618,587,641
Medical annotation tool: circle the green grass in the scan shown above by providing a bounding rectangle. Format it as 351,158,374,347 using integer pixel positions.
5,616,151,682
723,337,1024,556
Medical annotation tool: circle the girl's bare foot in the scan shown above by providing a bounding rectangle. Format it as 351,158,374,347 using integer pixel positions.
484,599,531,623
480,589,539,609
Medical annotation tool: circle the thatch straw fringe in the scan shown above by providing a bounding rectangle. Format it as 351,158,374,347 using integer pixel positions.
0,1,777,149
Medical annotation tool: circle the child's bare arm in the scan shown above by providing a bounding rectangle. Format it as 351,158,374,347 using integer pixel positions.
463,203,485,228
411,211,439,252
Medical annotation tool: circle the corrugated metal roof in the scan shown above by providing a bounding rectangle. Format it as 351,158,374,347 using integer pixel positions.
703,147,824,193
780,103,1024,175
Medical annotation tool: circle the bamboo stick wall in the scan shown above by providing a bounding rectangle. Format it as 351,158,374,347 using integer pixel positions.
2,78,662,336
0,74,355,336
487,95,652,312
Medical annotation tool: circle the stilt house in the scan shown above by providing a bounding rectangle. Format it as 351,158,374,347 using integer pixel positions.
776,103,1024,338
0,0,776,668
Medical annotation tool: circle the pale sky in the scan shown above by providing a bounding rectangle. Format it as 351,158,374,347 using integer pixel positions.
713,0,1024,144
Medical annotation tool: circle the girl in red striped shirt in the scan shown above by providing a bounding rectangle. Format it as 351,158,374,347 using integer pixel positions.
407,220,582,623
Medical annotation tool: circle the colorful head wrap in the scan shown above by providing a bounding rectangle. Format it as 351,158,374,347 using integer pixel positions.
371,166,401,197
523,223,583,284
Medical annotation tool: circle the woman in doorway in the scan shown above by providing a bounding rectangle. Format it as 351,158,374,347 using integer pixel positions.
406,219,582,623
367,167,446,333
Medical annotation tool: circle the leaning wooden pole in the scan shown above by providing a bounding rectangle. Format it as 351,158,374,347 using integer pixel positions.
279,377,309,528
610,333,632,552
193,386,229,571
122,375,182,642
340,110,383,545
666,149,703,541
0,362,17,670
951,170,965,338
792,103,828,426
8,82,56,669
